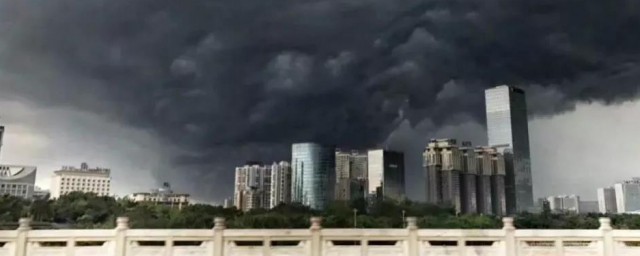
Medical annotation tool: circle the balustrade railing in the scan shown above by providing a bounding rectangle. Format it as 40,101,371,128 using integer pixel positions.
0,216,637,256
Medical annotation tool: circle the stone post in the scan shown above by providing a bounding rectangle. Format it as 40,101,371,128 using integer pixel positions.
15,218,31,256
114,217,129,256
310,217,322,256
213,217,226,256
502,217,517,256
406,217,418,256
599,217,613,256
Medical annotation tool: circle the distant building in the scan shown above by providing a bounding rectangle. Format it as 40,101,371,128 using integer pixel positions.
579,201,599,213
614,178,640,213
334,150,367,201
128,182,189,209
270,161,292,208
546,195,580,213
597,187,617,213
33,186,50,200
223,198,233,208
0,125,4,157
234,163,271,212
367,149,405,201
50,163,111,199
0,165,37,199
291,143,335,210
485,85,534,214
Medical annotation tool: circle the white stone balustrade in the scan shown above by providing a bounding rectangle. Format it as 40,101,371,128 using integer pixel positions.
0,217,638,256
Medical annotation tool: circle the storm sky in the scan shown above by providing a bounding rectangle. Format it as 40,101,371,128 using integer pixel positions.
1,0,640,202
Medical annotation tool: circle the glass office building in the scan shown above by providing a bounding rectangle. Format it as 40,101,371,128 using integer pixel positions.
485,85,533,214
291,143,335,210
367,149,405,201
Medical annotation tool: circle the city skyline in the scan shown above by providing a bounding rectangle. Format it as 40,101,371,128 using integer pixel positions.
2,1,640,204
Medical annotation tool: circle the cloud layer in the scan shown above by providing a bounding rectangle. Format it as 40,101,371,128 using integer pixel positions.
1,0,640,200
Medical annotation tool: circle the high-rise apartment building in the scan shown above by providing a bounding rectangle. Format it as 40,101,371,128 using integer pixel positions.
0,165,37,199
425,139,507,215
485,85,534,214
234,163,271,211
335,150,367,201
597,187,618,214
270,161,292,208
424,139,462,211
459,146,478,214
50,163,111,199
367,149,405,201
291,143,335,210
476,147,507,215
614,178,640,213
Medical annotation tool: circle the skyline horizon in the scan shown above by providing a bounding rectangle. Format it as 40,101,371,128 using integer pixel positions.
1,99,638,204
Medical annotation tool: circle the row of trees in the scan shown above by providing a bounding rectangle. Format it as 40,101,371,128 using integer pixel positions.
2,192,640,229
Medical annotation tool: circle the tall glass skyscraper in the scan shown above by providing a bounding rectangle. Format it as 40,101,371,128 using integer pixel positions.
291,143,335,210
485,85,533,214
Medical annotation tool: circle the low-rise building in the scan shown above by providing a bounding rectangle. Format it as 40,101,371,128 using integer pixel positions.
50,163,111,198
0,165,37,199
128,182,189,209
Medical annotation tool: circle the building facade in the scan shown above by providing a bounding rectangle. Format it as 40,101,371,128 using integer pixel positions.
485,85,534,214
614,178,640,213
0,165,37,199
367,149,405,202
546,195,580,213
128,182,189,209
270,161,292,208
234,163,272,211
291,143,335,210
335,150,367,201
597,187,618,214
50,163,110,199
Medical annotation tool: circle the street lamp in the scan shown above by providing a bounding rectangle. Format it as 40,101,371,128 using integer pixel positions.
402,210,406,228
353,208,358,228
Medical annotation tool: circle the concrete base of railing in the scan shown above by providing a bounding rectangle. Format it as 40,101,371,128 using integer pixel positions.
0,217,635,256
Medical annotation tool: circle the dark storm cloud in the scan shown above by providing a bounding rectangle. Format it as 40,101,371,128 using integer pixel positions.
2,0,640,200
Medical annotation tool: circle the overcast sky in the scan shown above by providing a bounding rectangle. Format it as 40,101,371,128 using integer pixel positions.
1,0,640,203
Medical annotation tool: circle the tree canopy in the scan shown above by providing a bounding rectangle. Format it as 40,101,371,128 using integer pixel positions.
0,192,638,229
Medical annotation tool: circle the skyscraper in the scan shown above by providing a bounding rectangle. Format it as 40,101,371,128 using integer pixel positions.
367,149,405,201
234,163,271,211
485,85,533,214
291,143,335,210
597,187,618,214
270,161,292,208
334,150,367,201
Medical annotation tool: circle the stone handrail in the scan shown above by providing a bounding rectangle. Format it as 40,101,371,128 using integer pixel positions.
0,216,637,256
